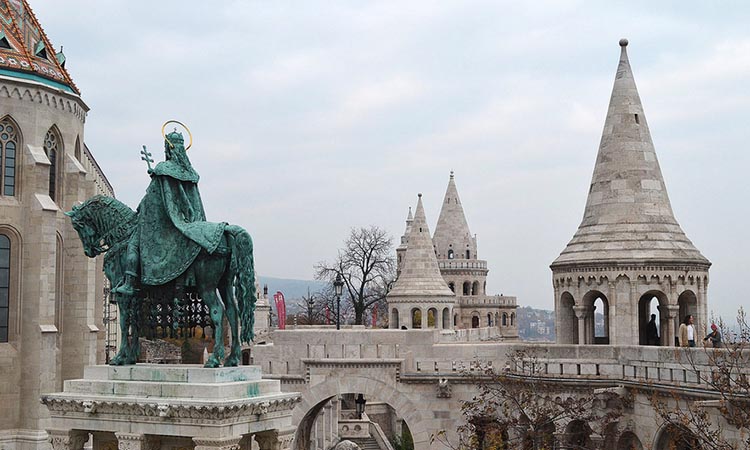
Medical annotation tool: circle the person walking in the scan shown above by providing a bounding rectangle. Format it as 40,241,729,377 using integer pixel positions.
703,323,722,348
678,315,696,347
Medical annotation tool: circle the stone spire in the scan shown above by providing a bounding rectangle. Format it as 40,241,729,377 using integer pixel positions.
552,39,709,268
396,206,413,276
433,171,477,260
0,0,79,93
389,194,454,297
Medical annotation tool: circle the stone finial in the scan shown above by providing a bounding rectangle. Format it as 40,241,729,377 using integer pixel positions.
619,38,628,47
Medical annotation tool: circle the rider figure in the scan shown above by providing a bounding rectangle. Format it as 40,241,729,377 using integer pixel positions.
112,130,208,296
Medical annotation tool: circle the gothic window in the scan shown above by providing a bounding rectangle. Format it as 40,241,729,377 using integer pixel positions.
74,136,81,161
0,234,10,342
466,249,471,259
44,127,61,201
448,249,454,259
463,281,470,295
510,313,516,326
0,117,19,196
502,313,508,327
448,282,455,293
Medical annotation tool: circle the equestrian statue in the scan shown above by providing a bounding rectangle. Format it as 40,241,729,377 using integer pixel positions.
66,121,256,367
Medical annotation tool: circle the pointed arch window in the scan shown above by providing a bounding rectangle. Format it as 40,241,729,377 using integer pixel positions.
448,249,454,259
0,234,10,342
44,127,61,201
0,117,19,196
74,136,81,161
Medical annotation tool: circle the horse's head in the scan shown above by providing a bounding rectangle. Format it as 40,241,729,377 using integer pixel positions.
66,195,137,258
66,200,105,257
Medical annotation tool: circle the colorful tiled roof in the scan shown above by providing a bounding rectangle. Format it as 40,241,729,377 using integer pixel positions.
0,0,78,94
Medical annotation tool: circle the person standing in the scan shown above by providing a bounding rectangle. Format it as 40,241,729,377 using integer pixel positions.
646,314,660,346
703,323,722,348
678,315,696,347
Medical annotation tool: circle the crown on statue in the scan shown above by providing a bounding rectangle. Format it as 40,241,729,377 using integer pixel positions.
165,130,184,146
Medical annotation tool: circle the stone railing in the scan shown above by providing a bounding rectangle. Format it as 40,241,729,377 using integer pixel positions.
457,295,517,307
370,420,395,450
406,344,750,391
338,418,370,439
437,260,487,270
440,326,501,343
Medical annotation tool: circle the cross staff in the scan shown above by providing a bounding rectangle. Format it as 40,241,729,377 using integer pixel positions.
140,145,154,172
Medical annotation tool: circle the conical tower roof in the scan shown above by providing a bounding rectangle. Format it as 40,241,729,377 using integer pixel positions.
389,194,455,297
397,206,413,251
552,39,709,268
0,0,79,94
433,171,477,259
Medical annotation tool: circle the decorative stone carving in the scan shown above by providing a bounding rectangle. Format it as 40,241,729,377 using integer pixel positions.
48,429,88,450
193,436,241,450
255,429,295,450
437,378,452,398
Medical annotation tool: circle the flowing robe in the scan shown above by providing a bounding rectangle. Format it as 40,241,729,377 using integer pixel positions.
137,145,225,285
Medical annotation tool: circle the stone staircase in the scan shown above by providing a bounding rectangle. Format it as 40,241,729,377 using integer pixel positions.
349,437,383,450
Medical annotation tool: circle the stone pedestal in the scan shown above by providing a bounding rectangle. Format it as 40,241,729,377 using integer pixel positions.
41,365,300,450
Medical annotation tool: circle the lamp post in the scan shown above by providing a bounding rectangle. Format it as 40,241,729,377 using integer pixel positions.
355,394,366,420
334,273,344,330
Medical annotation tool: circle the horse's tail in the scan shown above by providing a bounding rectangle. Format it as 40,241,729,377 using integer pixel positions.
227,225,256,344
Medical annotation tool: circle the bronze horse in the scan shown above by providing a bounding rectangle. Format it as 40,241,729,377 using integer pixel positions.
66,195,255,367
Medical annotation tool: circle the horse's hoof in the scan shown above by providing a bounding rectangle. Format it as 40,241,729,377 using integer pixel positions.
204,358,221,368
224,357,239,367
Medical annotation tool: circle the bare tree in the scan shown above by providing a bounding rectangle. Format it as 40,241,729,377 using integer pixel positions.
435,349,624,449
649,308,750,450
315,226,396,325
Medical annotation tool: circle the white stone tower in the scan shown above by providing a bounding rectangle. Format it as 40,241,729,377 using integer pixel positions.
387,194,455,329
433,172,518,336
551,39,710,347
0,1,113,449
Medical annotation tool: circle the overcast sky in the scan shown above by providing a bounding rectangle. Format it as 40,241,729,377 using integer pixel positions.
34,1,749,320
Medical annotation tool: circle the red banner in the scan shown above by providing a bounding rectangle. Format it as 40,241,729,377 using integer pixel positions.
273,291,286,329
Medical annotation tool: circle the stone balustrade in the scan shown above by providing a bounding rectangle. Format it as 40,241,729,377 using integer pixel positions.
437,260,487,270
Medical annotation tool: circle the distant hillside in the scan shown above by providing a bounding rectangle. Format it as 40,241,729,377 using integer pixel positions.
257,276,326,313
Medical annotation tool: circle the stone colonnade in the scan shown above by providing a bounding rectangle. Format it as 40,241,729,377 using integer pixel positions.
553,267,709,346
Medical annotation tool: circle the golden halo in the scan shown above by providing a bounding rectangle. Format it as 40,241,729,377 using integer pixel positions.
161,120,193,151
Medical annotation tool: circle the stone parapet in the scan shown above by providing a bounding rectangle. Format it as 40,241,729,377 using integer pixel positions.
41,365,301,448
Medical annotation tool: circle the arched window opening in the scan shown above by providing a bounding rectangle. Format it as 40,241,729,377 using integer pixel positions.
448,249,454,259
678,291,698,331
564,420,592,449
487,313,492,326
427,308,437,328
411,308,422,329
583,290,609,345
0,117,19,196
655,424,700,450
560,292,578,344
616,431,643,450
471,314,479,329
448,282,455,293
510,313,515,326
471,281,479,296
502,313,508,327
638,291,668,346
74,136,81,161
465,249,470,259
0,234,10,342
453,314,458,327
442,308,450,329
462,281,470,295
593,296,608,344
44,127,61,201
391,308,399,329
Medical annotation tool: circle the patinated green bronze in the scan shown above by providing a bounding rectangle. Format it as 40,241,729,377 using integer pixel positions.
66,129,256,367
